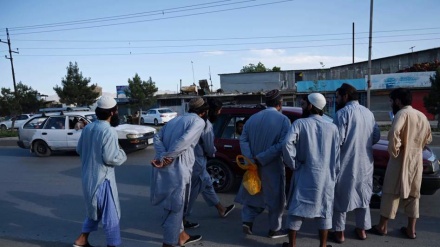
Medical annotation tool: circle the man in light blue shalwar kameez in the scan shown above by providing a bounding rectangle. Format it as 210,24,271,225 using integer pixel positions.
73,96,127,247
150,97,208,247
332,83,380,242
282,93,340,247
235,89,291,239
183,98,235,229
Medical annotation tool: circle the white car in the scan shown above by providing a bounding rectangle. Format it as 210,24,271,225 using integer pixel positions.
0,114,33,130
140,108,177,125
17,111,156,157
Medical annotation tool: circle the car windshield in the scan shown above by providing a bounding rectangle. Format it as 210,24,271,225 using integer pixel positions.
158,109,173,113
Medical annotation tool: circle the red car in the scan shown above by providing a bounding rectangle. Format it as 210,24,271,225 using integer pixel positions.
208,104,440,204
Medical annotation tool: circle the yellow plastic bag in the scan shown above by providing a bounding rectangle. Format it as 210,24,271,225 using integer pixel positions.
236,155,261,195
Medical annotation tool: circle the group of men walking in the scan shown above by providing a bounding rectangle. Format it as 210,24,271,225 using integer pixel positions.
72,84,432,247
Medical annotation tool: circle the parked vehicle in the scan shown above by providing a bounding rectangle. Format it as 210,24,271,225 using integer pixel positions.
17,111,156,157
0,114,33,130
208,104,440,205
140,108,177,125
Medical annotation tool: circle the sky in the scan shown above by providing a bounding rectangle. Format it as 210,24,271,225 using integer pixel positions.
1,0,439,98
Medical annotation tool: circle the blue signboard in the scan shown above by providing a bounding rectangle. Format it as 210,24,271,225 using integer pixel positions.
296,79,366,93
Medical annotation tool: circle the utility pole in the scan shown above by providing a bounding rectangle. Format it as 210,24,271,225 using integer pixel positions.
367,0,373,109
191,61,195,85
209,66,213,93
0,28,19,97
1,28,20,129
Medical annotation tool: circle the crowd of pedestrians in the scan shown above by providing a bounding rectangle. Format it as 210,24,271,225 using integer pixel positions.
72,86,432,247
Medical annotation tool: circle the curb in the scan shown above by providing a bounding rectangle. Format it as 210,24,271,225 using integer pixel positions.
0,137,18,147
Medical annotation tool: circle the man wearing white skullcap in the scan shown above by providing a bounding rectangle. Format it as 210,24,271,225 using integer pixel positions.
236,89,291,239
151,96,208,247
74,96,127,247
282,93,340,247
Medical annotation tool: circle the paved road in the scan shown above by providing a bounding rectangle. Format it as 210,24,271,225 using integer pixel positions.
0,146,439,247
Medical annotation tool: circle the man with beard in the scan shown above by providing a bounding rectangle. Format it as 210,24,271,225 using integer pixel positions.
331,83,380,243
235,89,291,239
73,96,127,247
370,88,431,240
282,93,340,247
183,97,235,229
150,97,208,247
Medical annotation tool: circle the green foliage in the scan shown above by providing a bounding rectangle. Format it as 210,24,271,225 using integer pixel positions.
240,62,282,73
0,82,43,116
423,68,440,127
272,66,281,72
125,74,158,110
0,129,18,137
53,62,100,106
240,62,268,73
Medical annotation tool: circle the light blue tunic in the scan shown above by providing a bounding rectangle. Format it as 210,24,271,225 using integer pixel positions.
333,101,380,212
77,120,127,221
186,120,219,216
150,113,205,212
192,120,216,179
283,115,340,219
235,107,291,209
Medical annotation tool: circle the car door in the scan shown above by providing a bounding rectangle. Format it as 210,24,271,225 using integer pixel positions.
41,116,69,149
67,116,84,148
15,114,31,129
146,110,156,124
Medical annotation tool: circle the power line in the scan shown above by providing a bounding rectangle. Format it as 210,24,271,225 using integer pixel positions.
14,37,440,57
7,28,440,43
11,32,440,50
3,0,293,36
7,0,249,31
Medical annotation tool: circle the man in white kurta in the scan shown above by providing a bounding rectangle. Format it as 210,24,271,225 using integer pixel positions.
332,83,380,242
371,88,431,240
235,89,291,238
73,96,127,247
282,93,340,247
151,97,207,247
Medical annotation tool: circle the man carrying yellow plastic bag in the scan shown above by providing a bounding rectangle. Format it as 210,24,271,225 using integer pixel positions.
234,89,291,239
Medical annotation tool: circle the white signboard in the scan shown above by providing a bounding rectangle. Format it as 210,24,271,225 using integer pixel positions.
368,71,434,90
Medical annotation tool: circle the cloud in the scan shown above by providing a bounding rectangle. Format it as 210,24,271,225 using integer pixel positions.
243,50,361,70
249,49,286,56
201,50,225,56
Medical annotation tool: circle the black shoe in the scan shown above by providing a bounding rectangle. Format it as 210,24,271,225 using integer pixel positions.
242,222,253,235
184,221,200,229
181,235,202,246
222,204,235,218
268,229,288,239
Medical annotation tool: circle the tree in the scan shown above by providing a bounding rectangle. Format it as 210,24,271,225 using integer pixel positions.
53,62,100,106
423,67,440,128
240,62,268,73
272,66,281,72
0,82,43,129
125,74,158,124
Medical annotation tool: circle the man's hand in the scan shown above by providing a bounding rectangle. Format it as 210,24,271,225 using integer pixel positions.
151,159,164,168
151,157,174,168
162,157,174,166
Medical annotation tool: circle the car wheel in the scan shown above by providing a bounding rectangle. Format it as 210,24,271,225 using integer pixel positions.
154,119,159,126
33,140,52,157
140,118,145,124
370,174,383,209
0,124,6,130
207,159,235,193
